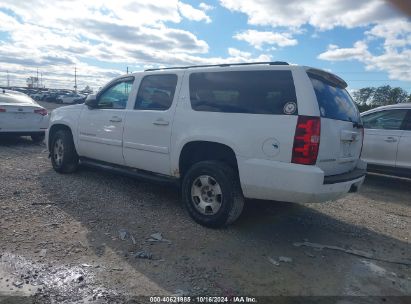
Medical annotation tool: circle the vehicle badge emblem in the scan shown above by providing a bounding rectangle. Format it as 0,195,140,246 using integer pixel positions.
283,102,297,115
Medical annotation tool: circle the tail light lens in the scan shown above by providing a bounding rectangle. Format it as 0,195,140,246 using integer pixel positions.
34,108,48,116
292,116,321,165
0,108,6,112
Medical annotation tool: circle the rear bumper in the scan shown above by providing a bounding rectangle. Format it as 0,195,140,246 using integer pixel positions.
323,168,366,184
238,157,366,203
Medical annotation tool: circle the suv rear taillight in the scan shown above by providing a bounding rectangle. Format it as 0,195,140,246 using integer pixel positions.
34,108,48,116
292,116,321,165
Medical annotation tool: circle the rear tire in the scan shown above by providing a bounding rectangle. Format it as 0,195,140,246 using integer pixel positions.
50,129,79,173
182,161,245,228
31,134,45,143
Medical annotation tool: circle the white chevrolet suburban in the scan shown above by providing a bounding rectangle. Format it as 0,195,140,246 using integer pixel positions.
47,62,366,227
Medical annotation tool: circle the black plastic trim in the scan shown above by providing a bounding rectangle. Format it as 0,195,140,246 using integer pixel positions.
367,164,411,178
79,157,179,186
145,61,289,71
324,168,366,184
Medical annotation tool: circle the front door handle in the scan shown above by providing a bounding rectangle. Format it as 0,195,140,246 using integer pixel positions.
384,137,397,143
110,116,122,123
153,119,169,126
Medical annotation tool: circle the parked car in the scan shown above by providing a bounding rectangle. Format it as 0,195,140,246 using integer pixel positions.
361,103,411,177
57,93,85,104
0,89,49,142
46,62,366,227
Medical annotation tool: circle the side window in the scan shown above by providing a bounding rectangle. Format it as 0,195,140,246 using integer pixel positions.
98,78,134,109
362,110,408,130
402,110,411,130
189,70,297,115
135,74,178,111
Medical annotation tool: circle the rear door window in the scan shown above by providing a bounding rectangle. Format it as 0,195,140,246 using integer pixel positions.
308,73,360,123
189,70,297,115
135,74,178,111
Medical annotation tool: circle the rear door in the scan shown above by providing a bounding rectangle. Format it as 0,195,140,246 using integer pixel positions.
122,73,181,175
396,110,411,169
361,109,408,167
307,71,363,176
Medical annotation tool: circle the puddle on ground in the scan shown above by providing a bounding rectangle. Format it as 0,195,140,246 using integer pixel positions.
0,252,120,302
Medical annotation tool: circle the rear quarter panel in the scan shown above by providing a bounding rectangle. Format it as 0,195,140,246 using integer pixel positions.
170,66,320,181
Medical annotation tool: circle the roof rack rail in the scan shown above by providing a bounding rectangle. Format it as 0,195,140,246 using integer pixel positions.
144,61,289,72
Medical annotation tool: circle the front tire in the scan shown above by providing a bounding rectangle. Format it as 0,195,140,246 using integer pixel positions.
182,161,245,228
50,129,79,173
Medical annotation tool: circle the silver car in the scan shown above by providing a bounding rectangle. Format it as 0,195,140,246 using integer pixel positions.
361,103,411,177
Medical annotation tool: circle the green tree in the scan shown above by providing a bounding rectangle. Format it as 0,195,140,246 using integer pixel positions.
352,87,375,105
371,85,392,106
388,87,408,104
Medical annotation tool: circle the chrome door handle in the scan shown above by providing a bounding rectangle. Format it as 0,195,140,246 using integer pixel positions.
384,137,397,143
153,119,169,126
109,116,122,122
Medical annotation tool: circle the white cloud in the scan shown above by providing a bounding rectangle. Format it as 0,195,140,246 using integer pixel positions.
0,1,225,89
318,19,411,81
199,3,214,11
234,30,298,50
178,2,211,23
219,0,402,30
318,41,371,61
366,19,411,49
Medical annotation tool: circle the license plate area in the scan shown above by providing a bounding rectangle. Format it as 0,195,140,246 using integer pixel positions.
13,113,27,119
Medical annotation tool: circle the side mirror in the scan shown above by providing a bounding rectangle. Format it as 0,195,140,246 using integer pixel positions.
85,94,98,108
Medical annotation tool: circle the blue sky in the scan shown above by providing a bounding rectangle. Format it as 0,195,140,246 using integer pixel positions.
0,0,410,92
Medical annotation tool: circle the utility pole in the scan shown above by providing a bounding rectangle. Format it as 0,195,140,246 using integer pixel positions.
126,66,129,74
41,73,43,88
36,68,39,88
6,70,10,88
74,66,77,93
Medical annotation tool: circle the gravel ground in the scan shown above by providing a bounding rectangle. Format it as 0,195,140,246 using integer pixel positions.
0,102,410,303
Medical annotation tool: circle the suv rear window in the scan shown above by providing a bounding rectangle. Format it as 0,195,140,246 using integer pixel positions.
189,70,297,115
308,73,360,123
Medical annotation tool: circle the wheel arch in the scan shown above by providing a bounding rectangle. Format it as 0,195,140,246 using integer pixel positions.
178,140,239,178
48,123,75,152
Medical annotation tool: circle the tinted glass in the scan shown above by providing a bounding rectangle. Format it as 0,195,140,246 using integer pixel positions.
403,111,411,130
362,109,407,130
189,70,297,115
308,73,360,123
98,78,134,109
135,74,178,110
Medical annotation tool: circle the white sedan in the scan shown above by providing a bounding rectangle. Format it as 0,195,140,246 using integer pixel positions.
361,103,411,177
58,93,85,104
0,90,49,142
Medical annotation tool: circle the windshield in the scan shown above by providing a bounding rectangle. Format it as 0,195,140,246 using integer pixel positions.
308,73,360,123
